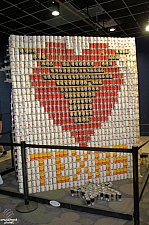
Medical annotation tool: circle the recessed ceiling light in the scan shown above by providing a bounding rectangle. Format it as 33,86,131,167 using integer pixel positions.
109,27,116,32
145,21,149,31
52,1,60,16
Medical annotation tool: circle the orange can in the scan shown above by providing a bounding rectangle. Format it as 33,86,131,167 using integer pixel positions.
59,151,64,157
113,152,117,157
40,179,44,186
55,151,60,157
56,171,61,177
106,152,110,158
95,165,99,171
95,153,99,159
95,159,99,165
39,159,44,166
106,165,110,171
34,153,38,160
76,168,81,174
88,173,92,179
61,176,65,183
30,154,34,160
99,159,103,165
60,164,65,170
38,153,43,159
106,171,110,176
40,172,44,179
84,155,88,161
87,151,91,154
57,177,61,183
56,164,61,170
117,157,121,163
56,158,60,164
65,176,69,182
43,152,47,159
123,156,127,162
113,157,117,163
72,150,76,156
123,162,128,167
84,167,88,173
95,172,100,177
73,175,77,181
117,169,121,174
124,168,127,173
102,159,106,165
47,152,52,158
113,169,117,175
76,156,80,162
80,162,84,167
39,166,44,172
63,150,68,157
120,168,124,174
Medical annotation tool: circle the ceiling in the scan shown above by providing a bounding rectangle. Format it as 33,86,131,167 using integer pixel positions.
0,0,149,38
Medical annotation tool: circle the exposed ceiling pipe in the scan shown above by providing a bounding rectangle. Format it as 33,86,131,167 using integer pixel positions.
54,0,109,35
54,0,97,31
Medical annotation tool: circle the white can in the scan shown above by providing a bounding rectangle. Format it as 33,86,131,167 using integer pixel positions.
40,186,45,192
36,186,40,192
32,187,36,193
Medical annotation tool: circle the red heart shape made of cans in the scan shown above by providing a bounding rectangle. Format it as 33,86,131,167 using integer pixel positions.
30,43,124,147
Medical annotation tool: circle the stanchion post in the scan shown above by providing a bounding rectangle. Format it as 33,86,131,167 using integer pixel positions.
21,141,29,205
132,145,139,225
16,141,38,212
10,131,14,168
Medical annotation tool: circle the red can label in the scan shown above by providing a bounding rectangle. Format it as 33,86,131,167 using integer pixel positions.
37,48,41,54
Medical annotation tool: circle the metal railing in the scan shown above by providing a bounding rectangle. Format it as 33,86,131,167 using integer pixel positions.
0,140,147,224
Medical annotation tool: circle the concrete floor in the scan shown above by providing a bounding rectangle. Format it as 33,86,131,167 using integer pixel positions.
0,150,11,163
139,136,149,154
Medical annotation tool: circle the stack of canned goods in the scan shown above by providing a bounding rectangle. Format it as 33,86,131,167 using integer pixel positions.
70,181,122,206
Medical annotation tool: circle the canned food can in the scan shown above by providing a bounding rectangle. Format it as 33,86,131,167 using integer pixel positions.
116,192,122,201
90,195,95,205
80,189,86,199
106,192,112,201
32,186,36,193
85,197,91,206
99,192,104,200
40,186,45,192
111,192,117,201
70,188,75,197
36,186,41,192
28,187,32,194
74,189,79,197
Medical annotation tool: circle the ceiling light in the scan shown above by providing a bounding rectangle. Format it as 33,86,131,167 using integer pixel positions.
145,21,149,31
52,1,60,16
109,27,116,32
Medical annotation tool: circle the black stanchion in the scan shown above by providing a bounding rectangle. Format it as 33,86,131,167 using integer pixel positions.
10,131,14,168
124,146,147,225
133,146,140,225
16,141,38,213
